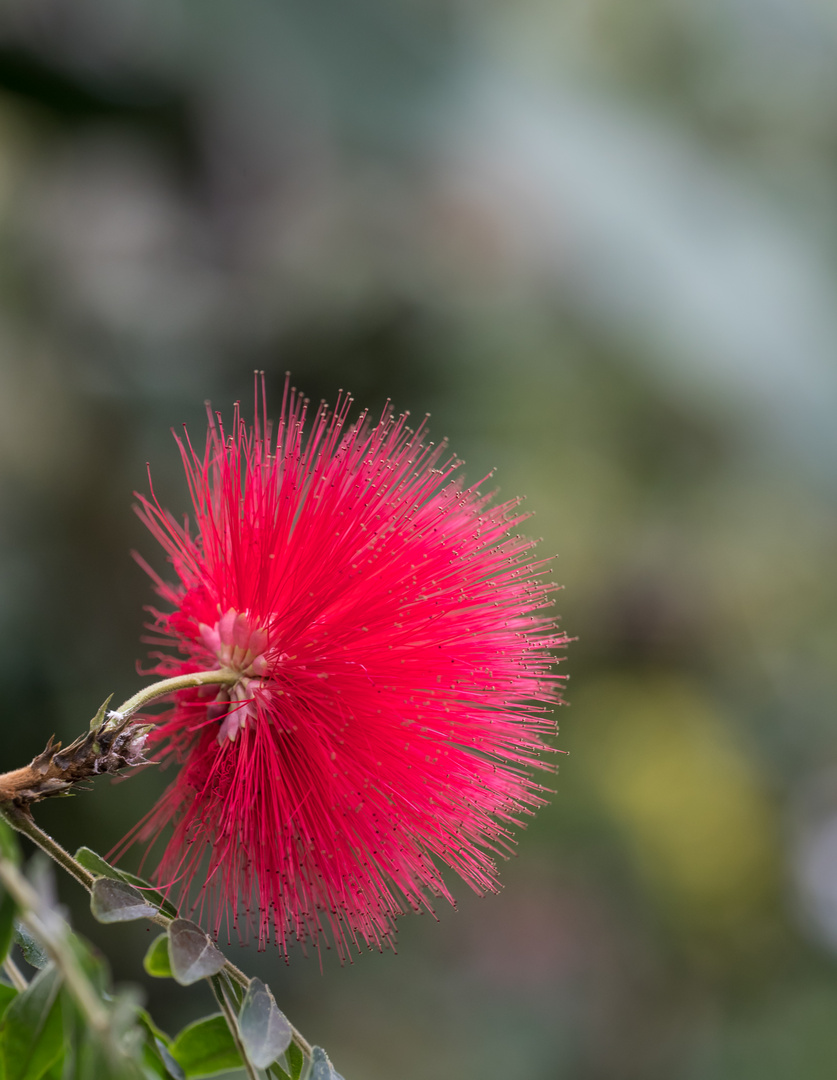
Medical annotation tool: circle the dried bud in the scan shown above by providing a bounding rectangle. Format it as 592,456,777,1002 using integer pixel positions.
0,703,154,806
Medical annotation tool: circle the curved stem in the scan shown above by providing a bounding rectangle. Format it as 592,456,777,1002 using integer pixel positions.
113,668,239,720
0,669,239,806
0,806,93,891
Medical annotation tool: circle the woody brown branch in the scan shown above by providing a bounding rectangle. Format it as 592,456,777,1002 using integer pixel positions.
0,717,152,806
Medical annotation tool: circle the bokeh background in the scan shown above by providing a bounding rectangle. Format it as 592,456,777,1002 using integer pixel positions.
1,1,837,1077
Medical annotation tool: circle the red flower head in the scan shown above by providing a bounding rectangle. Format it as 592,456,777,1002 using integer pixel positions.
129,377,567,957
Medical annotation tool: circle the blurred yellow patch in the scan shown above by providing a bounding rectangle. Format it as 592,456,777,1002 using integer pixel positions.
579,674,778,934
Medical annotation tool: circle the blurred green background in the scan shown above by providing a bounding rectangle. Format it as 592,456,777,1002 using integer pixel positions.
2,1,837,1077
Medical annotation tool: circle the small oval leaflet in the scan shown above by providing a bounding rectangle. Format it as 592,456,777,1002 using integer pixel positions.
238,977,292,1068
90,877,158,923
310,1046,345,1080
167,919,227,985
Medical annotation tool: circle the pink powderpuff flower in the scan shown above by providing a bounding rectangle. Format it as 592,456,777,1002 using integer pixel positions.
126,377,568,957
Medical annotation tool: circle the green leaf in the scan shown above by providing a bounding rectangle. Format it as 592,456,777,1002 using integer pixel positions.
136,1009,182,1080
89,694,114,732
285,1041,305,1080
0,888,17,964
0,983,18,1016
73,847,123,880
143,934,173,978
74,848,178,918
170,1014,243,1078
59,988,148,1080
139,1045,172,1080
238,978,292,1068
1,963,64,1080
0,816,20,866
267,1062,292,1080
13,923,48,969
154,1037,185,1080
90,878,157,924
167,921,226,986
65,1031,143,1080
137,1032,184,1080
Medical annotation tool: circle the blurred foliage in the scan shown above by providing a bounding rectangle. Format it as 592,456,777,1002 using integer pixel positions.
1,1,837,1078
0,817,322,1079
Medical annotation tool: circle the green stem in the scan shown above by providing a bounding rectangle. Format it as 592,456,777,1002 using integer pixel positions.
0,806,93,891
113,668,239,720
210,974,259,1080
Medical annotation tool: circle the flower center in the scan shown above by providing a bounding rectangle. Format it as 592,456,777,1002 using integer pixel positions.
199,608,270,744
199,607,270,677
